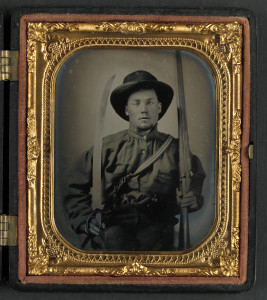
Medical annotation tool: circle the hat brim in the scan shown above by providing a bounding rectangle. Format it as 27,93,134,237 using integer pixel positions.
110,81,174,121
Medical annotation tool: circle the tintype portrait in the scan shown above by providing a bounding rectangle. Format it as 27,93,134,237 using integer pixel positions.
54,49,215,251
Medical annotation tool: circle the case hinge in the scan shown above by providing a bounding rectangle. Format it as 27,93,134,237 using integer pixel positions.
0,215,17,246
0,50,19,81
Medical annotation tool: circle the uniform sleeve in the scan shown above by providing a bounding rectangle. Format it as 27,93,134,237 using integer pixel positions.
64,149,93,233
189,154,206,212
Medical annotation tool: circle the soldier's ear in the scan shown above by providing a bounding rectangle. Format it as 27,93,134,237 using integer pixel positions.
158,102,162,113
125,105,129,116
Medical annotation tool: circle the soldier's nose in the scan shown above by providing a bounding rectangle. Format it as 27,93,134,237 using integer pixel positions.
140,102,148,112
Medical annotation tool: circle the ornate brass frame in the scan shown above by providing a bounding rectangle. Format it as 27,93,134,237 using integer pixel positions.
25,20,244,279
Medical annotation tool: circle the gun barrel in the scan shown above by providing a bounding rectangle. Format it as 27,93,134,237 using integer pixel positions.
176,51,191,250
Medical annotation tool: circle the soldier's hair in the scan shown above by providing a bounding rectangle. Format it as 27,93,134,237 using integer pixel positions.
126,86,162,104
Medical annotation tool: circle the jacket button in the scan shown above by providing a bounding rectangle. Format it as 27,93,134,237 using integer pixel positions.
141,150,146,155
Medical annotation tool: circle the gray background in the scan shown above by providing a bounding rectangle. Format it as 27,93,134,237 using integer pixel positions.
54,49,215,249
0,0,265,299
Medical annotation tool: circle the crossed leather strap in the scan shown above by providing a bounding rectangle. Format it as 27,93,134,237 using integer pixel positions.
113,134,174,195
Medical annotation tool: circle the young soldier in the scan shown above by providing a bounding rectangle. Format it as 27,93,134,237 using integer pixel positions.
65,70,205,251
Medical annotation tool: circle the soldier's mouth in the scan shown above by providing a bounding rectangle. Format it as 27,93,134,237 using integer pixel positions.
139,117,150,120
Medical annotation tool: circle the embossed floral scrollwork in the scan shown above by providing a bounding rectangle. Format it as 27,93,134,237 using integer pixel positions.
27,108,40,189
27,40,36,73
232,109,242,140
28,233,69,275
39,236,68,264
219,227,239,277
188,22,242,73
195,229,239,277
28,227,50,275
97,262,176,277
206,239,230,262
28,22,79,38
220,255,239,277
41,35,70,61
193,268,221,276
225,110,242,191
28,23,77,62
94,22,175,34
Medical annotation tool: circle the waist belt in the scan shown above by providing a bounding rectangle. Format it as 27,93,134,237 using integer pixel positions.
113,135,174,194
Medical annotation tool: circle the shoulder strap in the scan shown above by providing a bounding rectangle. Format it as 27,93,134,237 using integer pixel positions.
113,135,174,193
131,135,173,177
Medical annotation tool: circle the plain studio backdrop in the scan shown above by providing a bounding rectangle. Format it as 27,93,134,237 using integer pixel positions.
54,48,216,249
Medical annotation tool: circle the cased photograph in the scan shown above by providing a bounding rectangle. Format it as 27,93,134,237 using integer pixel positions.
19,16,250,285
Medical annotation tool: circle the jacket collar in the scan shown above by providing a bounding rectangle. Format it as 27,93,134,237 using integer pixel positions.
128,124,159,141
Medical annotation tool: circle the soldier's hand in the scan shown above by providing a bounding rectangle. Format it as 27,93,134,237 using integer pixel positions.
88,212,106,236
176,189,198,209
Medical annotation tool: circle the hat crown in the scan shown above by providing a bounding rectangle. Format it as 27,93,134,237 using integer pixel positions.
123,70,158,84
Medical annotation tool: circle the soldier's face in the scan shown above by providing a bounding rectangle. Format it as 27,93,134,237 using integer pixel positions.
125,89,162,132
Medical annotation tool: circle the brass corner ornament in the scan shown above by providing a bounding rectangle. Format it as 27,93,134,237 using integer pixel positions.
26,20,244,279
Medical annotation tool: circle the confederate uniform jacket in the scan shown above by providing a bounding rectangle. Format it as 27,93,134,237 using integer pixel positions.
65,125,206,236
